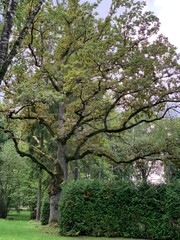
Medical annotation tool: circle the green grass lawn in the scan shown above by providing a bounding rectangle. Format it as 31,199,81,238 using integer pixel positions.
0,211,146,240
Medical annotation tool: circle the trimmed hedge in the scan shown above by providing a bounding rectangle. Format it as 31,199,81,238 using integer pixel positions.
59,180,180,239
40,194,50,225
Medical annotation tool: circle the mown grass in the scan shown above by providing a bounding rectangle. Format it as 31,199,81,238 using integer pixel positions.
7,210,31,221
0,211,146,240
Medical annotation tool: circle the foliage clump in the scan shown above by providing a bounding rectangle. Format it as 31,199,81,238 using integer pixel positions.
40,194,50,225
59,180,180,239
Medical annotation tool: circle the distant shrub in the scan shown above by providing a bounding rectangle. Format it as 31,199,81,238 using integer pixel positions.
40,194,50,225
59,180,180,239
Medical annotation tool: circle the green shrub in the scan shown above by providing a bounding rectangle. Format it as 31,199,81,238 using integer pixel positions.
40,194,50,225
59,180,180,239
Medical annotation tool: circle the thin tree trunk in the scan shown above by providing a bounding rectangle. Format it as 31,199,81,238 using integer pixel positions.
36,168,42,221
0,201,8,219
74,159,79,181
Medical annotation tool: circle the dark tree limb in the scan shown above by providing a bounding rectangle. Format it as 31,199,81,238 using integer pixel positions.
67,148,161,164
0,126,55,177
0,0,44,84
67,105,178,161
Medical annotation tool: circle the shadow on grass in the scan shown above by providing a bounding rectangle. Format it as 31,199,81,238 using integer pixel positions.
7,210,31,221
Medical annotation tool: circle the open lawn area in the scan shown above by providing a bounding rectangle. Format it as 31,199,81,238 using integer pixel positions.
0,212,146,240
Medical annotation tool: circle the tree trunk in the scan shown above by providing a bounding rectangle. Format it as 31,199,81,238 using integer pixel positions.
49,189,61,224
48,161,64,224
0,201,8,218
57,142,68,180
74,159,79,181
57,102,68,180
48,103,67,223
48,142,67,223
36,168,42,221
48,175,63,223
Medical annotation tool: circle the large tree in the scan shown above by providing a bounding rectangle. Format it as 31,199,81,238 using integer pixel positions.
0,0,180,223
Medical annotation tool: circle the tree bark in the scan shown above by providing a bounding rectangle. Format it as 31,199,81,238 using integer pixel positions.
0,186,10,219
57,103,68,179
74,159,79,181
48,102,68,223
48,161,64,223
36,168,42,221
0,200,8,219
49,190,61,224
57,142,68,180
48,175,63,223
48,140,67,223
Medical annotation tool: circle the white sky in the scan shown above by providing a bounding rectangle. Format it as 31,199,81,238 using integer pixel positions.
146,0,180,52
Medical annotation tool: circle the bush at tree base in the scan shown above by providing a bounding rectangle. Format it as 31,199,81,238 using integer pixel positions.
40,194,50,225
59,180,180,240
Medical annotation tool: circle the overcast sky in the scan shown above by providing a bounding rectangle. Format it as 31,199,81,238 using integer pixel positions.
146,0,180,52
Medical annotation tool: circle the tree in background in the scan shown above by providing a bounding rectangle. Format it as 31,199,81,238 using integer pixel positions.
107,117,180,183
0,0,179,222
0,141,37,218
160,117,180,183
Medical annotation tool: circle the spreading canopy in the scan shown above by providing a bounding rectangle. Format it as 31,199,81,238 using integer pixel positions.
0,0,180,176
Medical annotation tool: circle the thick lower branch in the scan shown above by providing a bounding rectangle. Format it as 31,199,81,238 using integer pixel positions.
67,149,161,164
0,126,55,177
68,106,176,161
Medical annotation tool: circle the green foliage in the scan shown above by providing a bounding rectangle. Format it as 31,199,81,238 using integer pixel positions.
59,180,180,239
40,193,50,225
0,140,40,218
